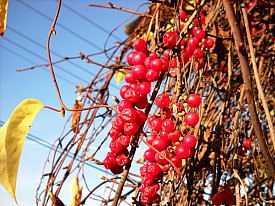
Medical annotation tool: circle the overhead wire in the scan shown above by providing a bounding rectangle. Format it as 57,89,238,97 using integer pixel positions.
0,120,113,176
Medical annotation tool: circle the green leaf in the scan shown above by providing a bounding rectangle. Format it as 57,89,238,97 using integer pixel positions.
0,98,43,203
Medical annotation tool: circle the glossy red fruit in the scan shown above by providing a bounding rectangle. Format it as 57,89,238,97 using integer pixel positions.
169,57,178,68
150,118,164,131
126,51,137,66
193,48,205,59
110,165,124,174
111,115,125,131
155,93,170,108
194,14,206,26
184,112,199,126
188,37,200,48
124,122,139,135
121,108,138,122
144,149,156,163
132,52,147,65
137,82,151,96
132,64,147,80
212,192,226,206
162,119,175,133
168,130,181,142
204,37,215,48
175,144,191,159
163,31,178,48
147,162,163,177
154,150,170,165
160,57,169,72
109,128,121,139
149,52,158,60
152,138,169,151
109,139,124,154
242,138,252,148
134,95,148,109
124,87,140,103
135,110,147,125
120,85,132,99
133,38,147,52
193,28,205,39
151,58,163,72
146,133,157,145
118,135,131,147
140,194,151,205
183,135,197,148
170,155,182,168
146,69,160,82
179,10,187,21
163,49,171,58
117,100,132,112
115,153,129,166
124,71,138,84
186,94,201,108
103,152,117,169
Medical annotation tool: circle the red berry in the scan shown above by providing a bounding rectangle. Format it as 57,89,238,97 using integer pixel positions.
147,162,163,177
121,108,137,122
151,58,163,72
193,48,205,59
103,152,117,169
115,153,129,166
117,100,132,112
149,52,158,60
132,52,147,65
188,37,200,48
182,135,197,148
146,69,160,82
144,149,156,163
109,128,121,139
137,82,151,96
154,150,170,165
124,122,139,135
132,64,147,80
124,87,140,103
193,28,205,39
134,95,148,109
163,49,171,58
140,194,151,205
169,57,178,68
150,118,164,131
179,11,187,21
133,38,147,52
109,139,124,154
194,14,206,26
135,110,147,125
118,135,131,147
163,31,178,48
144,57,152,69
124,71,138,84
126,51,137,66
119,85,131,99
170,155,182,168
204,37,215,48
146,133,157,145
162,119,175,133
242,138,252,148
212,192,226,206
184,112,199,126
111,115,125,131
160,57,169,72
168,130,181,142
175,144,191,159
152,138,169,151
186,94,201,108
110,165,124,174
155,93,170,108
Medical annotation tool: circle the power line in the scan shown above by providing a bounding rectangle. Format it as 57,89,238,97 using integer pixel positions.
1,45,75,85
16,0,103,51
3,36,89,84
0,120,113,176
7,26,95,76
56,0,122,42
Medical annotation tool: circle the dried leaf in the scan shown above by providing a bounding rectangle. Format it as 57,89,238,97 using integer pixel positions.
115,70,125,85
49,192,65,206
0,0,9,37
69,174,83,206
0,98,43,203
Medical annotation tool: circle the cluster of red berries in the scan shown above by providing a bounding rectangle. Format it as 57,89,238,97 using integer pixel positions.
162,11,215,71
212,186,236,206
103,37,172,174
139,93,201,205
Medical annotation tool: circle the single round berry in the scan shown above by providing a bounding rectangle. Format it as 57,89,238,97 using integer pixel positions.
193,28,206,39
124,71,138,84
126,51,137,66
134,95,148,109
120,85,131,99
154,150,170,165
170,155,182,168
103,152,117,169
204,37,215,48
193,48,205,59
149,52,158,60
186,94,201,108
163,49,171,58
162,119,175,133
124,122,139,135
160,57,169,72
121,108,138,122
169,57,178,68
133,38,147,52
182,135,197,148
118,135,131,147
111,115,125,131
168,129,181,142
163,31,178,48
124,87,140,103
242,138,252,148
115,154,129,166
137,82,151,96
135,110,147,125
132,64,147,80
151,58,163,72
146,69,160,82
151,138,169,151
155,93,170,108
150,118,164,131
175,144,191,159
132,52,147,65
194,14,206,26
144,149,156,163
184,112,199,126
179,11,187,21
188,37,200,48
117,100,132,112
109,139,124,154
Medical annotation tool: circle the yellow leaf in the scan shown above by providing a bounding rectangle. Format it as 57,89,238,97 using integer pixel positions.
49,192,65,206
0,98,43,203
69,174,83,206
115,69,127,85
0,0,9,37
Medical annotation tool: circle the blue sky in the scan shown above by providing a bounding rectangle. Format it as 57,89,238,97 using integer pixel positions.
0,1,147,205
